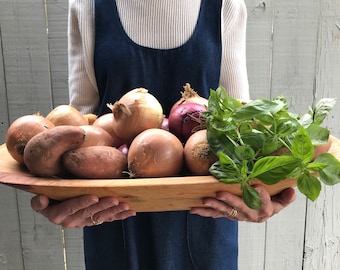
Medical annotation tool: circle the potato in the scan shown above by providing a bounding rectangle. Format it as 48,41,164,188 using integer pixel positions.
23,125,86,177
63,146,127,178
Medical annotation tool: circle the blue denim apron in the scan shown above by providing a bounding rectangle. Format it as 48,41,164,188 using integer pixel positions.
84,0,238,269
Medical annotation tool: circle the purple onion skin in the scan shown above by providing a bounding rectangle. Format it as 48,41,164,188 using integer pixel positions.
118,144,129,156
168,102,206,142
161,117,169,131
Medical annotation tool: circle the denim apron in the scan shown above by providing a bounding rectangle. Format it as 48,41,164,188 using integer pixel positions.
84,0,238,269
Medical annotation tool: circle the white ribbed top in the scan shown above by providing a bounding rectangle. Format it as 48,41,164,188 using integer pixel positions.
68,0,249,114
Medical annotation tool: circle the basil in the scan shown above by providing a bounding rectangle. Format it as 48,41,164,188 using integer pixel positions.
205,86,339,209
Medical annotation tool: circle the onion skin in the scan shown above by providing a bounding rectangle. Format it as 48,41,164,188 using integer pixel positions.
83,113,98,125
128,128,184,177
168,102,206,142
5,114,55,164
46,105,88,126
92,113,125,147
184,129,218,175
108,88,164,144
79,125,114,147
170,83,208,111
161,117,169,131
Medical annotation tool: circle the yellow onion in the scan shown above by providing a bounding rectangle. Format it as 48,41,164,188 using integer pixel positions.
128,128,183,177
107,88,164,144
6,114,55,164
184,129,218,175
46,105,88,126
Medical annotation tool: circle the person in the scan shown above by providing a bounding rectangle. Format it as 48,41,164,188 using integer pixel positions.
31,0,296,269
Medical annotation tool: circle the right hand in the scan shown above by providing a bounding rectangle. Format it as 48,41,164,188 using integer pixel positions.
31,194,136,228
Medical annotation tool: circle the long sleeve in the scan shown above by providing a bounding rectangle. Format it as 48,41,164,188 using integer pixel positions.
68,0,99,114
220,0,249,100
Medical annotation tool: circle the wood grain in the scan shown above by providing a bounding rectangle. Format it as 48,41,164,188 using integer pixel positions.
0,143,300,212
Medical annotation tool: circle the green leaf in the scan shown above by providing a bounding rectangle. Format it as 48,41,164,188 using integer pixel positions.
250,156,301,184
242,185,262,210
291,127,314,163
234,145,255,161
276,118,301,136
306,124,330,145
313,98,337,125
297,173,321,201
262,136,281,156
306,161,329,172
231,99,282,122
209,155,241,184
315,153,340,185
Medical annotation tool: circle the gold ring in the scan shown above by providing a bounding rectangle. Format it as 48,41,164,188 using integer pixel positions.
229,208,238,218
90,214,103,226
222,208,238,219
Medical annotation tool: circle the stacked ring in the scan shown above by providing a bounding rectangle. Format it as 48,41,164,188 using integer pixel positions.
90,214,103,226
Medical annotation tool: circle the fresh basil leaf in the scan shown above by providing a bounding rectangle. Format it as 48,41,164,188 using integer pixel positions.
313,98,337,125
276,118,301,136
206,129,238,160
241,131,266,152
315,153,340,185
262,136,281,156
235,145,255,161
291,127,314,163
250,156,301,184
306,161,329,172
242,185,262,210
299,113,313,128
209,161,241,184
230,99,278,122
297,173,321,201
239,122,253,134
306,124,330,145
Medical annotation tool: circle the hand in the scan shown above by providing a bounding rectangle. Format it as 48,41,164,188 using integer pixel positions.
190,185,296,223
31,194,136,228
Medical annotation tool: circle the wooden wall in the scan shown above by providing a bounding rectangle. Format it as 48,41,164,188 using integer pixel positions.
0,0,339,269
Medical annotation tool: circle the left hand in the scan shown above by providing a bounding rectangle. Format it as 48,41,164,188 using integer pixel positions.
190,185,296,223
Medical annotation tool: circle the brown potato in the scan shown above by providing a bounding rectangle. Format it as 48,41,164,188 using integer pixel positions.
63,146,127,178
23,126,86,177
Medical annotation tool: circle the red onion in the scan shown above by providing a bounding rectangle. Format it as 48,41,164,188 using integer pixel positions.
168,102,206,142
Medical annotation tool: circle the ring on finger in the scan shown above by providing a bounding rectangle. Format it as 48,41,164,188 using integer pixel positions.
90,214,103,226
222,208,238,219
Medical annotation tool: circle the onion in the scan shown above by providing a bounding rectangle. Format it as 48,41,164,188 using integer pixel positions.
46,105,88,126
168,102,206,142
128,128,184,177
92,113,125,147
79,125,114,147
5,114,55,164
170,83,208,112
107,88,164,144
184,129,218,175
161,117,169,131
118,144,129,156
83,113,98,125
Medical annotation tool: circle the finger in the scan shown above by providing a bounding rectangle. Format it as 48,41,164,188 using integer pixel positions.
45,195,100,225
216,186,271,222
62,197,120,227
190,206,222,218
271,187,296,213
92,202,136,223
31,195,50,213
